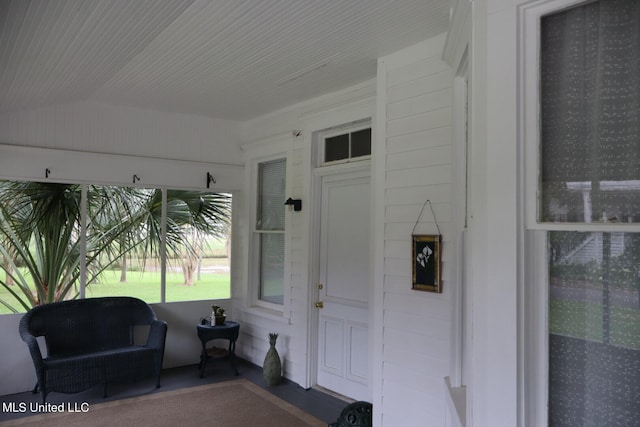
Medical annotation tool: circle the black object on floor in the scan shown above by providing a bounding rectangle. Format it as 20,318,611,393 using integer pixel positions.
328,401,373,427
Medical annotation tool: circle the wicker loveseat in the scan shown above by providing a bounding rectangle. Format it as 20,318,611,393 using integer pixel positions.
19,296,167,403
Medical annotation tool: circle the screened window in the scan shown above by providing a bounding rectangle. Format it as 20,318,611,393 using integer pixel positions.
548,231,640,426
541,1,640,425
0,180,232,314
255,159,286,304
540,0,640,224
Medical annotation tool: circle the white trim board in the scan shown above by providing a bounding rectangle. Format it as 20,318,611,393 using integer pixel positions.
0,143,243,191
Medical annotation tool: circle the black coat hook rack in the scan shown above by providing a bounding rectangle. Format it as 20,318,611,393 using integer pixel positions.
206,172,216,188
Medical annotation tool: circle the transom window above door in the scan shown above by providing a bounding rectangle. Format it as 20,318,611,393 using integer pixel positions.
320,125,371,165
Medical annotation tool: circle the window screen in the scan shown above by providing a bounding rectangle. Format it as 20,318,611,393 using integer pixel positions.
255,158,285,305
540,0,640,224
542,2,640,426
257,159,286,231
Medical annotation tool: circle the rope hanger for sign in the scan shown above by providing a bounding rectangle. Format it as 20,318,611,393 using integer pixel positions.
411,199,441,236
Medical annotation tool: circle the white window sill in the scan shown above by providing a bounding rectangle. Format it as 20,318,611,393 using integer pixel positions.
445,377,466,427
241,305,290,325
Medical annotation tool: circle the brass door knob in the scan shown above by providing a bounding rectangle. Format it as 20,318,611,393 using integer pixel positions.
314,301,324,309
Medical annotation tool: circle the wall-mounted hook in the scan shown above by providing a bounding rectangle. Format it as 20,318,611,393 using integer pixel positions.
133,174,141,184
206,172,216,188
45,168,51,178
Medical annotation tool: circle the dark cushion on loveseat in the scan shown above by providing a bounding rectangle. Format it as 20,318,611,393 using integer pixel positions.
19,296,167,403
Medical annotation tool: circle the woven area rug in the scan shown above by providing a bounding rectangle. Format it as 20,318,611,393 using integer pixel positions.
1,379,325,427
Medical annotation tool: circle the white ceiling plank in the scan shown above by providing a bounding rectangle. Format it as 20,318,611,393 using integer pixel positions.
0,0,450,120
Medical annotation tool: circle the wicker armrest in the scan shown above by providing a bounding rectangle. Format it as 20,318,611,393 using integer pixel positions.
19,316,43,365
146,319,168,350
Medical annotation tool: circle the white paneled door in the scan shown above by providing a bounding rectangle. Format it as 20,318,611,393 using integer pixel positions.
316,170,370,401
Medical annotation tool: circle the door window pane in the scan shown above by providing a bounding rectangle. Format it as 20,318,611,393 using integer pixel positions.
351,128,372,158
325,134,350,162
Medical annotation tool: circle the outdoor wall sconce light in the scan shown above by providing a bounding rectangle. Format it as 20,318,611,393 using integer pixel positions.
284,197,302,212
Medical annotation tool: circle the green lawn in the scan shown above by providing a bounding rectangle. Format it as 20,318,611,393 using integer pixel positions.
0,264,230,315
86,270,231,302
550,298,640,350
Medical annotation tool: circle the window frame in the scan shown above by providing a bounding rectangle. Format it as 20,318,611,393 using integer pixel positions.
255,157,286,307
246,150,292,315
0,144,241,312
521,0,639,234
518,1,640,425
318,121,372,167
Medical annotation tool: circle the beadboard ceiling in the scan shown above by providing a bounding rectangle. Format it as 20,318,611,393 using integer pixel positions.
0,0,450,121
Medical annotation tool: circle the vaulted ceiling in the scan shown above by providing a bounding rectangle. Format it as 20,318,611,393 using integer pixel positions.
0,0,450,121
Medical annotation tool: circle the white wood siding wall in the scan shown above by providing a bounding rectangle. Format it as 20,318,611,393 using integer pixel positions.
376,34,454,426
236,83,376,388
236,133,308,384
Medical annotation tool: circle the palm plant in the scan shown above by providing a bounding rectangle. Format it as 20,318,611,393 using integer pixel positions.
136,189,231,286
0,181,231,312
